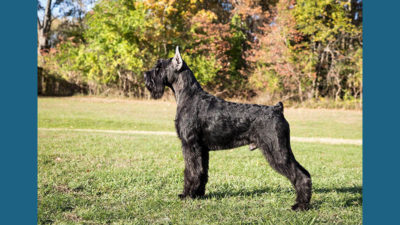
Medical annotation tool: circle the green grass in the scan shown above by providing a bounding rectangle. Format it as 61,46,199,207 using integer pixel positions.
38,97,362,224
38,97,176,132
38,97,362,139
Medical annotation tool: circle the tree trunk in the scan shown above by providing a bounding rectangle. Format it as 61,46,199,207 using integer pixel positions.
334,75,342,102
38,0,52,55
298,79,303,102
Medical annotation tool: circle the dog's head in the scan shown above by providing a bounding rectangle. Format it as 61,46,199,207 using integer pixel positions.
144,46,184,99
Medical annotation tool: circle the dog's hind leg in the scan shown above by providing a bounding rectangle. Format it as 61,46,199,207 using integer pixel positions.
259,141,312,210
179,142,209,199
258,121,312,210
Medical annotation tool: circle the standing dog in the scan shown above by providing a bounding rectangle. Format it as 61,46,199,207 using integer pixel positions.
144,47,312,210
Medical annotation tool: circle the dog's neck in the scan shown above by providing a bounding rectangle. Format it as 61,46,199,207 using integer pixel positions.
169,68,203,104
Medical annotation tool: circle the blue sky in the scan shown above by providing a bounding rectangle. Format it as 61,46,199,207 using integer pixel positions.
37,0,97,22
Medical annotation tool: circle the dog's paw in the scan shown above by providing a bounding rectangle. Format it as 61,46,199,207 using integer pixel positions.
178,194,188,199
249,143,258,151
291,203,310,211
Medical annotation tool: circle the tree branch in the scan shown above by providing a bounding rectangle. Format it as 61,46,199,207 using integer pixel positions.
37,16,42,30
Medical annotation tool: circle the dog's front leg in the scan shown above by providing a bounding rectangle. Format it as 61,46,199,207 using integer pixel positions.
179,142,209,199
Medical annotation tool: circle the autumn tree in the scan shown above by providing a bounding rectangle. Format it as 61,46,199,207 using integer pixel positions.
247,0,362,102
40,0,362,106
294,0,362,101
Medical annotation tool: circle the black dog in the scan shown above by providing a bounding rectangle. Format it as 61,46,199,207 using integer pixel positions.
144,47,312,210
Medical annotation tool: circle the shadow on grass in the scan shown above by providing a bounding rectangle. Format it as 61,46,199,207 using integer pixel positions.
206,185,361,198
312,186,362,209
205,185,362,209
205,186,277,199
314,186,362,194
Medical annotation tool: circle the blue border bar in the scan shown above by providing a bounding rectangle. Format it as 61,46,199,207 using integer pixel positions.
0,1,37,224
363,0,400,224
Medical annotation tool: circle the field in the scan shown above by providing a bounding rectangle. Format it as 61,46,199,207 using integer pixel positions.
38,97,362,224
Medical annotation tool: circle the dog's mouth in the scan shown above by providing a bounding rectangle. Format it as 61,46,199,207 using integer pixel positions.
144,71,153,88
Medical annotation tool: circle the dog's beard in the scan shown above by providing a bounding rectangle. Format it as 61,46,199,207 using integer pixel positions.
150,85,164,99
145,71,165,99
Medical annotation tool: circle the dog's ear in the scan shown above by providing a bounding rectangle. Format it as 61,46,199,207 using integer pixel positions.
172,46,183,71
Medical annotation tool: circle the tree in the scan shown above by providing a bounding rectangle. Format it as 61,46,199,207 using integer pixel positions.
247,0,362,102
40,0,362,104
294,0,363,101
38,0,53,55
37,0,95,55
247,0,310,101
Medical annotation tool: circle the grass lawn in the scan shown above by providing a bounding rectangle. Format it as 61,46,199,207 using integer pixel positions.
38,97,362,224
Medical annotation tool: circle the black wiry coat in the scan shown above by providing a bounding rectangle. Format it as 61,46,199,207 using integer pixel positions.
144,48,312,210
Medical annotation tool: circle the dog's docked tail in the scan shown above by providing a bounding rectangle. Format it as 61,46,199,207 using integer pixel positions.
273,101,284,113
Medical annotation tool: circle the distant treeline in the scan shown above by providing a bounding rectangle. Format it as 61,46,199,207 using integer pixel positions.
38,0,362,104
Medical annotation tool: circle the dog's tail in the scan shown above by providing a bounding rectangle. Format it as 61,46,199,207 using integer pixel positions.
273,101,284,113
